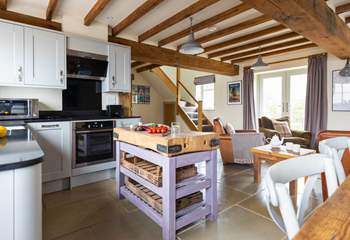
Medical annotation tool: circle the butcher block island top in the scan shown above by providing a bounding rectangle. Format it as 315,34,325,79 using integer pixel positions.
113,127,219,156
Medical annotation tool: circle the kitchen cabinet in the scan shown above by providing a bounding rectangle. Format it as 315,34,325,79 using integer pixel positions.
28,122,71,182
103,44,131,93
0,21,24,87
24,28,66,89
0,163,42,240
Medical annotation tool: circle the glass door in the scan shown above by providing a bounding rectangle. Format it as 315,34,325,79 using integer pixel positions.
257,67,307,130
287,70,308,130
258,73,285,119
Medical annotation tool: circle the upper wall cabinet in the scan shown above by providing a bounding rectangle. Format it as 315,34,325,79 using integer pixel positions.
0,22,24,86
0,21,66,89
103,44,131,93
24,28,66,89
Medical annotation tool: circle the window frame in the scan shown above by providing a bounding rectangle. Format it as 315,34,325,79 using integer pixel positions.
195,83,215,111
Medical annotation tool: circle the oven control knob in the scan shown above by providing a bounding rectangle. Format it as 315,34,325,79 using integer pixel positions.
100,123,103,127
88,125,91,128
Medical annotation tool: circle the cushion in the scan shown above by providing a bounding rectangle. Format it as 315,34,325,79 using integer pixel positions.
225,123,236,135
273,121,292,137
260,116,274,130
213,118,226,135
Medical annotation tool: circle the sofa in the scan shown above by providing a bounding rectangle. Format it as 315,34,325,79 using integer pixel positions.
213,118,264,165
258,116,312,149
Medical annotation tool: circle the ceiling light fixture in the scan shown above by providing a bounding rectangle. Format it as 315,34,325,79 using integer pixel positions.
339,58,350,77
179,17,204,55
251,47,268,70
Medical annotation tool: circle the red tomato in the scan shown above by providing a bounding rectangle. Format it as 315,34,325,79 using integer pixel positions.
156,128,161,133
147,128,152,134
161,128,167,133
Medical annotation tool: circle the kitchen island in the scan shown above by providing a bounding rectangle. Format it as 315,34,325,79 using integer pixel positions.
0,126,44,240
114,128,219,240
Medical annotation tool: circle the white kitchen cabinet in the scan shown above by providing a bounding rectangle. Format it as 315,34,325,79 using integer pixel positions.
28,122,71,182
0,21,24,87
24,27,66,89
103,44,131,92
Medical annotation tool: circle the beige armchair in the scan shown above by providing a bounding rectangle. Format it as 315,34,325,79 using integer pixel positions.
213,118,264,165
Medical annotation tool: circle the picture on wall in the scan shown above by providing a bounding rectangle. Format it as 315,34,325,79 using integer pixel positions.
332,70,350,111
227,81,242,105
132,85,151,104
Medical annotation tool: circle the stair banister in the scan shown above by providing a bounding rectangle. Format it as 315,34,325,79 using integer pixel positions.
198,101,203,131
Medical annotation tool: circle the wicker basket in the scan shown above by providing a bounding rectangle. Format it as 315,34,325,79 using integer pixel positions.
125,177,203,213
121,155,197,187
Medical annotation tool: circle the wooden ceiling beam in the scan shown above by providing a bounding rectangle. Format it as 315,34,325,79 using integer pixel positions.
112,0,164,36
84,0,111,26
0,0,7,10
221,38,310,61
138,0,219,42
231,43,317,63
131,61,146,68
204,25,286,53
336,3,350,14
136,64,161,72
0,9,61,31
209,31,299,58
109,36,239,76
183,15,270,47
240,0,350,59
158,3,252,46
46,0,59,21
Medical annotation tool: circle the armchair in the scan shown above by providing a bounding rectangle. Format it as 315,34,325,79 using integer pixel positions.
213,118,264,165
258,116,312,149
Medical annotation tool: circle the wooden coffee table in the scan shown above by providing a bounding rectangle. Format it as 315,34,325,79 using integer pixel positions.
251,145,316,195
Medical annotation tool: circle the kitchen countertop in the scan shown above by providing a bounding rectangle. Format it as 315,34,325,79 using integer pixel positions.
0,126,44,171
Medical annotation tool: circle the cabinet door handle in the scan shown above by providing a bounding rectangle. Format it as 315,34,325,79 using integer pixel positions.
17,66,22,82
60,70,64,84
41,124,60,128
112,76,116,85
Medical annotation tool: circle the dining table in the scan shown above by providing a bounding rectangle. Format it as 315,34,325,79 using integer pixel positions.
294,176,350,239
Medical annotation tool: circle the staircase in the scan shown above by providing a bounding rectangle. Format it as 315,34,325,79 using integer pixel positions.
150,67,214,132
179,100,213,132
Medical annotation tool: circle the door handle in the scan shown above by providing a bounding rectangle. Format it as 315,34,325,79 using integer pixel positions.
17,66,22,82
60,70,64,84
41,124,60,128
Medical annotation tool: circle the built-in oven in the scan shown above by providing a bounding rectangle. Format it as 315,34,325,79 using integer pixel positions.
72,120,115,168
0,98,39,120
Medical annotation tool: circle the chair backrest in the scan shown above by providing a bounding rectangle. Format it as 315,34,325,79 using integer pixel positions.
265,154,338,239
319,137,350,184
213,117,226,135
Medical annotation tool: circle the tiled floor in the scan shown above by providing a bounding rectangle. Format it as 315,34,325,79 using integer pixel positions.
43,158,323,240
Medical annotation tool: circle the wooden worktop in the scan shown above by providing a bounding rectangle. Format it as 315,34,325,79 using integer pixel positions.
294,176,350,239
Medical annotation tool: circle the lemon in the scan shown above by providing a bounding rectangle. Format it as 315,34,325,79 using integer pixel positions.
0,126,7,138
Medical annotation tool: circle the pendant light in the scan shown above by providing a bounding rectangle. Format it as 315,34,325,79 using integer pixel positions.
179,17,204,55
251,47,268,70
339,58,350,77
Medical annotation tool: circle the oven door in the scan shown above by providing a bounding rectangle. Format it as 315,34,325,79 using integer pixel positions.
74,129,114,168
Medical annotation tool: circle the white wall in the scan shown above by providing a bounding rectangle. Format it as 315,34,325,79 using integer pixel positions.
179,68,244,129
327,54,350,130
131,72,164,124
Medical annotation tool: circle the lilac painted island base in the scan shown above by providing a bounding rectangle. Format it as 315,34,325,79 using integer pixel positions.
115,141,218,240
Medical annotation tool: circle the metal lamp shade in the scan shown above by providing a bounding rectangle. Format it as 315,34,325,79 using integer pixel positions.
339,58,350,77
179,32,204,55
251,55,268,70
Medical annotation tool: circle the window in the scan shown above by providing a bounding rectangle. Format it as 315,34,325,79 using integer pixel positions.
256,68,307,130
196,83,214,110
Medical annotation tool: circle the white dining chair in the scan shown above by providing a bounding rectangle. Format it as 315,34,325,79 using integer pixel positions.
319,137,350,185
265,154,338,240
